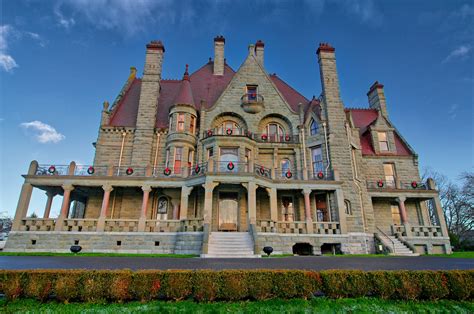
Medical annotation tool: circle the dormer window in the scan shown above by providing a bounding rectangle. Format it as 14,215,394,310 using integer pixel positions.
310,119,318,136
246,85,258,101
378,132,389,151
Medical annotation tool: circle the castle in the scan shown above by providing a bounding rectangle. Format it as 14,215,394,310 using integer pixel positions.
6,36,451,257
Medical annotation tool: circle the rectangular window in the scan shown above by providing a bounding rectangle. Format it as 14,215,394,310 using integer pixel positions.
391,204,401,225
174,147,183,174
246,85,257,101
190,116,196,134
177,113,185,132
207,147,214,160
383,163,396,187
311,146,323,175
378,132,389,151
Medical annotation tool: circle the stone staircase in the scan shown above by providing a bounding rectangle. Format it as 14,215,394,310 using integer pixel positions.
383,235,419,256
203,232,259,258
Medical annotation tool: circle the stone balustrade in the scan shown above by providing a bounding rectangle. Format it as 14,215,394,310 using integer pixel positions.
391,224,407,236
410,225,443,238
313,222,341,235
256,220,276,232
181,218,204,231
20,218,55,231
62,219,98,232
275,221,307,234
145,220,181,232
104,219,139,232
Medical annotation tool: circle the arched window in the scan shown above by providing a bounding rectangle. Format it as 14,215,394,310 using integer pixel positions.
344,200,352,215
281,159,291,177
310,119,318,136
219,120,240,135
266,123,284,142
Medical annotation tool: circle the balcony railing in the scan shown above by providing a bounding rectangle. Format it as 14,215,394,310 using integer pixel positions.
104,219,139,232
202,128,299,144
313,221,341,235
62,219,98,232
367,180,429,190
410,225,442,238
35,165,69,176
20,218,55,231
254,164,272,179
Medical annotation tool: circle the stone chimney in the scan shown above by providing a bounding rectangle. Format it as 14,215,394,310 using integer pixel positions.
255,40,264,66
367,81,388,117
213,35,225,75
131,40,165,167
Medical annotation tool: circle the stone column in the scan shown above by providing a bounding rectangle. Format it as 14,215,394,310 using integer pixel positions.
266,187,278,222
431,196,449,237
96,185,113,232
12,161,38,231
138,185,152,232
302,189,313,233
54,184,75,231
180,186,194,220
247,182,257,225
396,196,411,237
43,192,55,219
334,188,348,234
201,181,218,254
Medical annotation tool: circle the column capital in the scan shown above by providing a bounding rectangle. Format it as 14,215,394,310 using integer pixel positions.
45,191,56,198
202,181,218,191
396,196,406,203
181,186,194,197
62,184,74,192
102,184,114,192
142,185,152,193
302,188,312,195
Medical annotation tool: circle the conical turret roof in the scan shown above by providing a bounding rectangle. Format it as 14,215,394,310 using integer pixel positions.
173,64,195,106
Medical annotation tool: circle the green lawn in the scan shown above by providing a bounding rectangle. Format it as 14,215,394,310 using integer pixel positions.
431,251,474,258
0,252,197,258
1,298,473,313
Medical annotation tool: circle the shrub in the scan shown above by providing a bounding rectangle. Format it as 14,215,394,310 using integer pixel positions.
370,271,397,299
55,271,80,302
394,271,422,300
321,270,371,298
218,270,248,301
418,271,449,300
130,270,163,302
110,270,133,302
80,270,112,303
246,271,275,300
162,270,193,301
193,270,219,302
2,271,24,300
24,271,54,302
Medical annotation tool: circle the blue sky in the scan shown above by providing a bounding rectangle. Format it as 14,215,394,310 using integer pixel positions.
1,0,472,218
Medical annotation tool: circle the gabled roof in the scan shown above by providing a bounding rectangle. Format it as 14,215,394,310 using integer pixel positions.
108,61,316,128
346,108,412,156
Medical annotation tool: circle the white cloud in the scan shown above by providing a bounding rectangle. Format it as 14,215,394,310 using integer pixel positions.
20,121,65,143
448,104,459,120
54,4,76,29
0,25,18,72
443,45,471,63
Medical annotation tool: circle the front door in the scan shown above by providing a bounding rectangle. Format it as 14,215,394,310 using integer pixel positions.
218,192,238,231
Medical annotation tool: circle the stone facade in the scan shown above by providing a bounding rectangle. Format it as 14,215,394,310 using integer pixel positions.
6,37,451,256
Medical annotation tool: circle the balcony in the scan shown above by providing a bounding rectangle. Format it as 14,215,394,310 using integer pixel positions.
366,180,429,191
202,128,299,144
256,220,341,235
240,93,264,113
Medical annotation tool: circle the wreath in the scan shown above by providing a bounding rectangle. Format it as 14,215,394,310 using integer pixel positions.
87,166,95,175
194,165,201,174
126,167,134,175
259,166,265,175
48,165,56,174
226,128,233,135
377,180,384,188
285,171,293,179
164,167,171,176
227,162,235,170
411,181,418,189
261,134,268,141
207,130,213,137
317,171,324,179
285,135,291,142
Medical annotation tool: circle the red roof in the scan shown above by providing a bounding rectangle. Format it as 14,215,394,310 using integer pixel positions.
108,61,315,128
347,108,412,156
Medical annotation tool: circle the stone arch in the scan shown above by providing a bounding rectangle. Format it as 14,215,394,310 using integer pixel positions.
211,112,248,130
258,114,293,135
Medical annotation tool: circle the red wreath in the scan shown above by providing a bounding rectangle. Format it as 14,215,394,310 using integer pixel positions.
87,166,95,175
164,167,171,176
285,135,291,142
126,167,134,175
227,162,235,170
259,166,265,175
226,128,233,135
207,130,213,137
48,165,56,174
261,134,268,141
317,171,324,179
285,171,293,179
377,180,384,188
411,181,418,189
194,165,201,174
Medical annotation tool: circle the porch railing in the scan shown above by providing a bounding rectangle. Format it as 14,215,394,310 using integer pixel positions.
275,221,307,234
181,218,204,231
62,219,98,232
35,165,69,176
20,218,55,231
202,128,300,144
104,219,139,232
74,165,109,177
313,221,341,234
410,225,442,237
367,180,430,190
256,220,276,232
145,220,181,232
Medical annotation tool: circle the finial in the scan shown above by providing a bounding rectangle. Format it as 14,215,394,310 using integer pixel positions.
183,64,190,81
103,101,109,111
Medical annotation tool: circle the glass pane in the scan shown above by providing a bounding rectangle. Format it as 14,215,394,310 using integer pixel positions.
378,132,387,141
219,193,238,231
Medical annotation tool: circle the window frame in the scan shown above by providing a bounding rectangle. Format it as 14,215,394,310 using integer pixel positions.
378,131,389,151
174,147,183,174
177,113,185,132
309,119,319,136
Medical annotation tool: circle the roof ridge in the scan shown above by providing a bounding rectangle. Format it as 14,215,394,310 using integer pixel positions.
346,107,375,111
